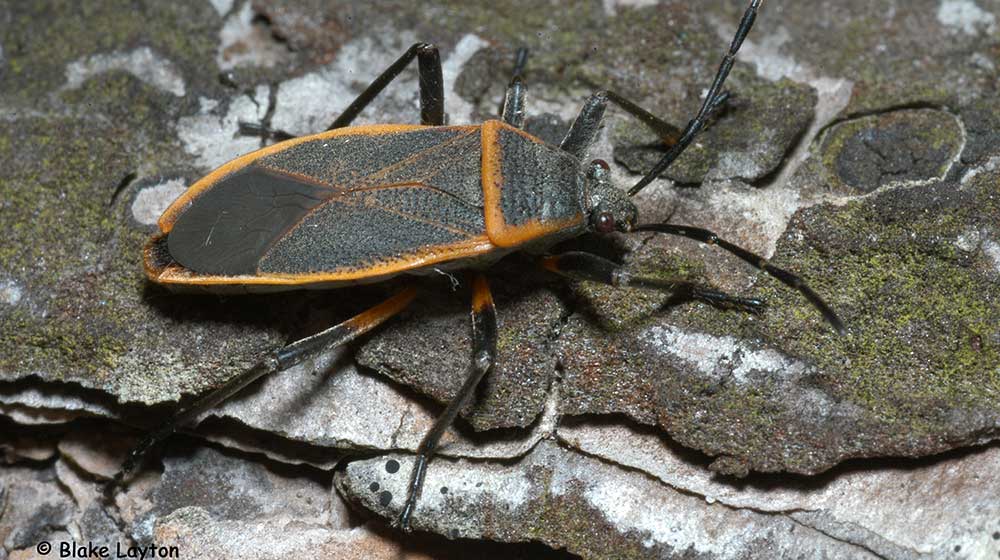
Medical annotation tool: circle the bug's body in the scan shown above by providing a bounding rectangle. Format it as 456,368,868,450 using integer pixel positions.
145,121,590,290
114,1,841,534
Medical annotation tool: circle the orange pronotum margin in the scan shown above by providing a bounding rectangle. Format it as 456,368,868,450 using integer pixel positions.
480,120,583,248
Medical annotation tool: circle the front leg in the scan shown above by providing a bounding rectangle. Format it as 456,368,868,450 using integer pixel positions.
500,48,529,128
628,0,761,195
543,251,765,314
560,90,687,160
397,273,497,532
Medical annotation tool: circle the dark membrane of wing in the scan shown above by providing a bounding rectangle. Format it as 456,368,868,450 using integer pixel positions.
167,167,332,275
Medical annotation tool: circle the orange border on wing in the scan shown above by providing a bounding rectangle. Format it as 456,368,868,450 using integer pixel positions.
144,233,497,288
158,124,479,233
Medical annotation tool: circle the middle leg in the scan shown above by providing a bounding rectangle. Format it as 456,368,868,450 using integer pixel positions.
397,273,498,532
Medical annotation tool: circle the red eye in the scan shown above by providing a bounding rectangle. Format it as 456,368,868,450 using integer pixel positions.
596,212,615,233
591,159,610,171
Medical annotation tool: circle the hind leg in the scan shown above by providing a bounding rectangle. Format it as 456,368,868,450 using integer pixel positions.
240,42,445,141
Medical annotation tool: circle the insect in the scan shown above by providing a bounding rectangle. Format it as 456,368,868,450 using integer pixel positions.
112,0,843,532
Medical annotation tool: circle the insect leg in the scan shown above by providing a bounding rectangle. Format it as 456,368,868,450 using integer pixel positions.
500,48,529,128
629,0,761,196
239,43,445,141
104,287,417,504
542,251,765,314
560,90,687,160
397,273,497,532
328,42,445,128
237,121,296,143
632,223,845,333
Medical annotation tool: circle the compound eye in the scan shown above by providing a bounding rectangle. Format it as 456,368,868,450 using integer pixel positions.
591,159,610,171
595,211,616,233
